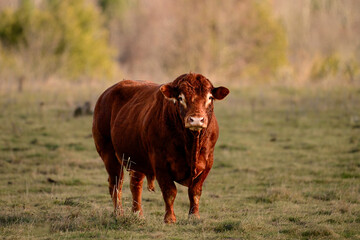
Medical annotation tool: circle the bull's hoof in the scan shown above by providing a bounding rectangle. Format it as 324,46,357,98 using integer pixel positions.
164,214,176,224
112,208,124,216
147,178,155,192
188,213,200,220
147,184,155,192
133,210,145,219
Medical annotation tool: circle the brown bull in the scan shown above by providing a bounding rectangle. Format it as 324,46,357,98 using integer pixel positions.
92,73,229,223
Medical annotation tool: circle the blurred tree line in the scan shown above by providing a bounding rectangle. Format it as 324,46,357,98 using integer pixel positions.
102,0,287,84
273,0,360,84
0,0,359,89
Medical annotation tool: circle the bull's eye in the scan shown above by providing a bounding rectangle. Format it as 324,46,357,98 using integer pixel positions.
177,93,187,108
209,96,214,100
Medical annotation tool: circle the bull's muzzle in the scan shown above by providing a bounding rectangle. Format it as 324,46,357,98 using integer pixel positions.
185,116,207,131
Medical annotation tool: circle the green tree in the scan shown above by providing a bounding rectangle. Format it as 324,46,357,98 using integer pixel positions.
0,0,116,83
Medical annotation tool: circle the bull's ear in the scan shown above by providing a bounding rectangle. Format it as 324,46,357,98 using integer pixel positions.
212,87,229,100
160,84,176,100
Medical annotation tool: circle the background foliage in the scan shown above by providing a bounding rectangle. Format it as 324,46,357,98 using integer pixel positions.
1,0,358,87
0,0,115,85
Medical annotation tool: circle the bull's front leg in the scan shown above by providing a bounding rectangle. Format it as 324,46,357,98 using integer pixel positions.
156,173,177,223
188,149,214,219
188,168,210,219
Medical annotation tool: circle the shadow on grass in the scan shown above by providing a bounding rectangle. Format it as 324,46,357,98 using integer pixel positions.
301,226,335,239
306,190,339,201
0,213,34,226
213,220,243,233
50,211,146,233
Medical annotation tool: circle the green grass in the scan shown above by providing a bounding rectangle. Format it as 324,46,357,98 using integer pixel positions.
0,84,359,239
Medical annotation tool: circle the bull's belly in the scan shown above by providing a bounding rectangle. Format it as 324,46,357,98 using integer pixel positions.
114,147,154,176
174,176,192,187
111,123,154,175
115,147,191,186
112,120,195,186
168,157,192,186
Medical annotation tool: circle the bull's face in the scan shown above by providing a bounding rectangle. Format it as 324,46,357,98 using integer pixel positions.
160,73,229,131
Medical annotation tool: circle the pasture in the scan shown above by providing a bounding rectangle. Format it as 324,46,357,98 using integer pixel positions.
0,83,359,239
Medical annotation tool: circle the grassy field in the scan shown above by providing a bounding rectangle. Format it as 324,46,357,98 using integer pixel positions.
0,83,359,239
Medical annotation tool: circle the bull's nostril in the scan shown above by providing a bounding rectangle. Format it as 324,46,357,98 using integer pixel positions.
187,116,205,127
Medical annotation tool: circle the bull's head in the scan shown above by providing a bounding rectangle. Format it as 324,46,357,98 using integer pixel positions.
160,73,229,131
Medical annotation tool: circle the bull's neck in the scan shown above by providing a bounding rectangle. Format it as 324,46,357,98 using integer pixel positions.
189,131,200,180
161,94,213,182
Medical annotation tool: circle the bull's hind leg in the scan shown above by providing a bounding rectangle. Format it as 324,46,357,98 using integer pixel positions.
108,164,124,215
100,146,124,215
146,174,155,192
130,171,145,216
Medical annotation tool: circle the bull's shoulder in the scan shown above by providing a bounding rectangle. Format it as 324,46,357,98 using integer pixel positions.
207,115,220,143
